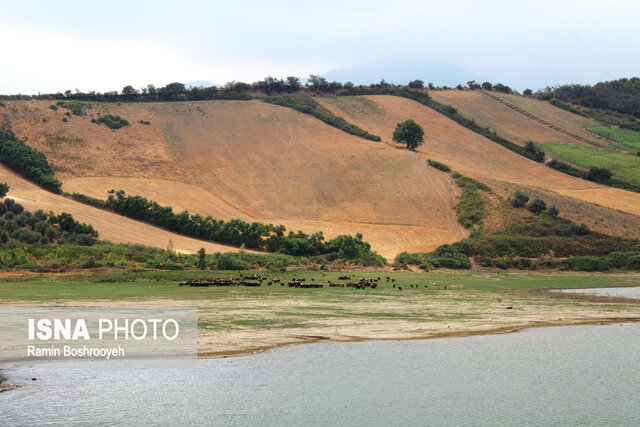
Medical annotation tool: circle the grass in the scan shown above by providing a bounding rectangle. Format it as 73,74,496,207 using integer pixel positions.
587,127,640,152
2,269,639,302
542,142,640,185
3,269,638,336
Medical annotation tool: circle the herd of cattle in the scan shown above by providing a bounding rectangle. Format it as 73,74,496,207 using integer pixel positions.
178,274,434,290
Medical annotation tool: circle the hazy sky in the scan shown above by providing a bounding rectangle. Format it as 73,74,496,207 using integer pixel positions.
1,0,639,94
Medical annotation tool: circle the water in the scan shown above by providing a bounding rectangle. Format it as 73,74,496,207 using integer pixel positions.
552,286,640,300
2,322,640,426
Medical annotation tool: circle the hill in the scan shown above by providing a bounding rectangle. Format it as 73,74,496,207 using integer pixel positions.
316,94,640,238
429,90,601,145
0,163,246,254
1,99,467,258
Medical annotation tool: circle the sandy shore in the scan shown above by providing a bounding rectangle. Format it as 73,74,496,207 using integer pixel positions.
5,291,640,358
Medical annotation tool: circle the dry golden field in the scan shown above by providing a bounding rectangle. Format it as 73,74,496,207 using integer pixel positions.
317,95,640,236
3,99,467,258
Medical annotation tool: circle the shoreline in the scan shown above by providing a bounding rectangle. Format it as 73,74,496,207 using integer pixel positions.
2,315,639,392
197,314,640,358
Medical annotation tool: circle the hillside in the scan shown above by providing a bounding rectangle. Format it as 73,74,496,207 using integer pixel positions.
0,164,245,254
429,90,601,145
316,95,640,237
2,99,467,258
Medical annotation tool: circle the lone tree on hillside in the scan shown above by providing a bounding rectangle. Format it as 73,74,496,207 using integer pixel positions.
393,120,424,151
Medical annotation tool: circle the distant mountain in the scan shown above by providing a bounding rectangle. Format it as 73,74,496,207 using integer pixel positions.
185,80,216,89
321,55,484,87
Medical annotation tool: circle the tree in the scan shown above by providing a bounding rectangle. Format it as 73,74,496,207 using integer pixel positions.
408,80,424,89
0,183,8,198
121,85,138,97
586,167,612,183
197,248,206,269
392,120,424,150
286,76,300,92
523,88,533,96
481,82,493,90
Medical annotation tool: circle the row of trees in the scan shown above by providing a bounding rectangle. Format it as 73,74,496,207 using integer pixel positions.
538,78,640,118
0,74,525,103
81,190,383,261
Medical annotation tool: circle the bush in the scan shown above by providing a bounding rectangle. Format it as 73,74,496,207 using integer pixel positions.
56,100,88,116
510,191,530,208
96,114,129,129
212,253,250,270
547,205,560,217
586,167,613,183
528,198,547,214
562,256,610,272
524,141,545,162
427,159,451,172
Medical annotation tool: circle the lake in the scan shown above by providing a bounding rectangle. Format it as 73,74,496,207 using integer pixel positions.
2,322,640,426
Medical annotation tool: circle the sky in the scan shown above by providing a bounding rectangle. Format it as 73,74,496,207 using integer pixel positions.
1,0,639,94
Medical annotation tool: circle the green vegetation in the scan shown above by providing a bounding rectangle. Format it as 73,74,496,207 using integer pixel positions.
380,88,546,162
0,192,98,262
56,100,89,116
542,142,640,186
94,114,129,129
0,128,62,193
587,126,640,151
138,120,151,125
452,172,488,229
426,159,451,172
0,183,8,198
264,93,381,141
538,78,640,128
69,190,384,265
3,269,640,304
392,119,424,150
398,212,640,272
510,190,530,208
426,159,488,228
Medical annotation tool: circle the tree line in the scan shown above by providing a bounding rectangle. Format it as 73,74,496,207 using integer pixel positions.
71,190,384,263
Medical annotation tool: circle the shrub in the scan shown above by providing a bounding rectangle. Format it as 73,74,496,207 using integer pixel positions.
562,256,610,272
547,205,560,217
56,100,88,116
510,191,530,208
528,198,547,214
212,253,250,270
524,141,545,162
96,114,129,129
49,104,58,111
586,167,613,183
427,159,451,172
